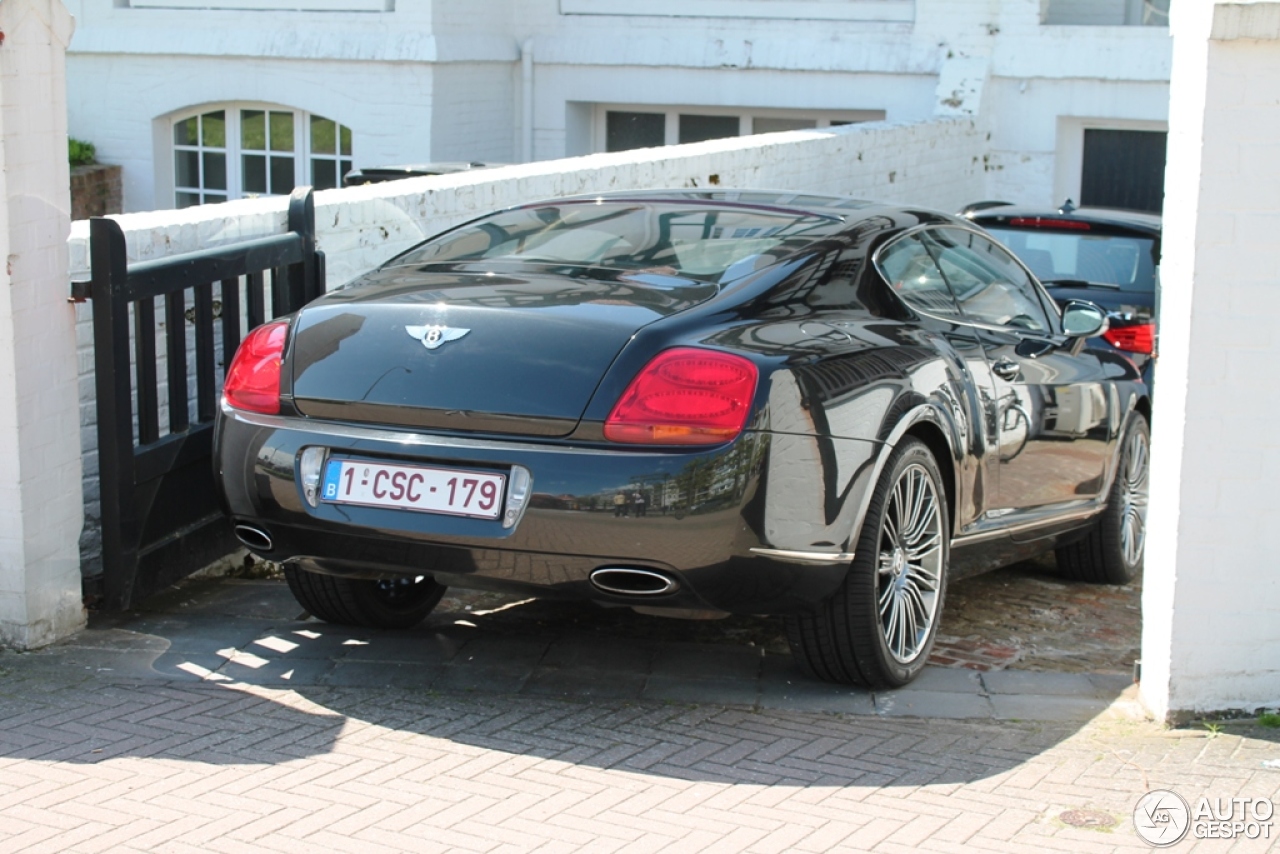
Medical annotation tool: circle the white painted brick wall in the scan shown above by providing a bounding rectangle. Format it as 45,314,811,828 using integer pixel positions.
67,117,987,576
67,117,988,282
0,0,86,648
431,62,518,164
65,0,1171,217
1140,0,1280,720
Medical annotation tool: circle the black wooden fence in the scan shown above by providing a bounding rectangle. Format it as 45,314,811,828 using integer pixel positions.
88,187,324,609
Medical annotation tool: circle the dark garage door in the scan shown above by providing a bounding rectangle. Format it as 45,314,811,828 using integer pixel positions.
1081,128,1168,214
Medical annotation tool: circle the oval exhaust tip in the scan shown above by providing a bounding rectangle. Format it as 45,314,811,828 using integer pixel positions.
589,567,679,597
234,524,273,552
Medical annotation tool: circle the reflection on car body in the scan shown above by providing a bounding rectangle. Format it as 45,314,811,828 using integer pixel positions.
215,190,1152,688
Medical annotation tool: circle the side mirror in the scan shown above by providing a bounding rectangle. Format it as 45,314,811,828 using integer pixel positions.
1061,300,1109,338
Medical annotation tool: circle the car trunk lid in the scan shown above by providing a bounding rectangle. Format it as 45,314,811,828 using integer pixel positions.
288,264,718,436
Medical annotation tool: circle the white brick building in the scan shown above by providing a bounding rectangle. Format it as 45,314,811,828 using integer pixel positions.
65,0,1171,215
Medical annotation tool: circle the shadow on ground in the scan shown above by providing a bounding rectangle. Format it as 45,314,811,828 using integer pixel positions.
0,555,1180,784
0,658,1098,789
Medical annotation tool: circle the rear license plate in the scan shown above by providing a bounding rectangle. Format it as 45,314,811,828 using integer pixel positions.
320,459,506,520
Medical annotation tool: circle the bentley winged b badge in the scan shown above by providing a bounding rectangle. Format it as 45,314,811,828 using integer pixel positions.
406,325,470,350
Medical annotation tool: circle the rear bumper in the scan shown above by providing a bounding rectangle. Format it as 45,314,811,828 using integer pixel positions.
215,406,881,615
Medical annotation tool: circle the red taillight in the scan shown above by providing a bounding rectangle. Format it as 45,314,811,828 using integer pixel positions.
1008,217,1092,230
1103,323,1155,355
223,321,288,414
605,348,759,445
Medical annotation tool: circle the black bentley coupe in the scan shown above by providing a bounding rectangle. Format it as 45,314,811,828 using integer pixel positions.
215,190,1151,688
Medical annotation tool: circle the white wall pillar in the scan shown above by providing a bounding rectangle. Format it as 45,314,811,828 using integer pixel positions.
0,0,85,649
1141,0,1280,721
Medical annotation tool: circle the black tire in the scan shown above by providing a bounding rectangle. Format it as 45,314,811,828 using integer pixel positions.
283,565,446,629
786,438,949,688
1057,412,1150,585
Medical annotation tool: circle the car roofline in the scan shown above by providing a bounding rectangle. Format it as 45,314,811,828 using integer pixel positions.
965,204,1161,234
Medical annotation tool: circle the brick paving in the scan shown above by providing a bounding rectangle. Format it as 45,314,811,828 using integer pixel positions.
0,667,1276,853
0,571,1274,852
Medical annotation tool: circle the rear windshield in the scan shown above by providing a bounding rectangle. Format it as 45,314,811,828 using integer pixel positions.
985,226,1158,293
394,201,844,283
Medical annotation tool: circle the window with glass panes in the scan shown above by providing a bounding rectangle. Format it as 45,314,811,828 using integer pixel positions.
173,111,229,208
599,106,885,153
309,115,353,192
171,105,353,208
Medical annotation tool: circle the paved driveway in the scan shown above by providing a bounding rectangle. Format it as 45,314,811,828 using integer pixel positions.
0,568,1275,852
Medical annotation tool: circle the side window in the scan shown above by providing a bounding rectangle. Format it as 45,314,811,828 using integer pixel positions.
875,235,963,319
927,228,1052,332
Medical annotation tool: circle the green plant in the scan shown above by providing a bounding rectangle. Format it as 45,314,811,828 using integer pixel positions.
1202,721,1223,738
1258,712,1280,728
68,138,97,168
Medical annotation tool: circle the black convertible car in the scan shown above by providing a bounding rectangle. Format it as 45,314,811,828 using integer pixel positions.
215,190,1151,688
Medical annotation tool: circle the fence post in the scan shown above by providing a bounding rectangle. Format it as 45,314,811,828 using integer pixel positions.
90,217,143,611
287,187,319,304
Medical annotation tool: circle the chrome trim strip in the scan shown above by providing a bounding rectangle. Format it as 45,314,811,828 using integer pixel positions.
227,402,769,456
950,504,1104,547
749,548,854,565
224,401,584,456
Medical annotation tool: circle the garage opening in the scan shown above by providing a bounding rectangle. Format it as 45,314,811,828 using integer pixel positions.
1081,128,1168,214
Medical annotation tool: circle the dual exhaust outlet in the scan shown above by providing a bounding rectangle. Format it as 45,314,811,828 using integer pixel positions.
234,524,273,552
234,525,678,599
589,567,679,597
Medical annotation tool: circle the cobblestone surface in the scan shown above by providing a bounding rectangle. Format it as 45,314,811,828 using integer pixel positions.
432,552,1142,676
935,555,1142,674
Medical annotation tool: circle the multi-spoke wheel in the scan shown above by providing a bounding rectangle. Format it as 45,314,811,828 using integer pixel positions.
1057,412,1150,585
787,438,949,688
875,461,946,665
283,566,446,629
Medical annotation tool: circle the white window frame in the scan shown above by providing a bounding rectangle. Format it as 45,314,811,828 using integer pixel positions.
592,104,886,153
561,0,912,22
159,103,353,209
172,111,231,207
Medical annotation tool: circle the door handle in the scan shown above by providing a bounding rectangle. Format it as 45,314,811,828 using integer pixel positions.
992,358,1020,381
1016,338,1056,359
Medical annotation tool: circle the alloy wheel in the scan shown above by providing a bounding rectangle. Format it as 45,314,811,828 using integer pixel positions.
1120,427,1150,568
876,463,945,664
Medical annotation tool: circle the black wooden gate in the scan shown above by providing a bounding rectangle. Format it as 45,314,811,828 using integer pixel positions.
88,187,324,609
